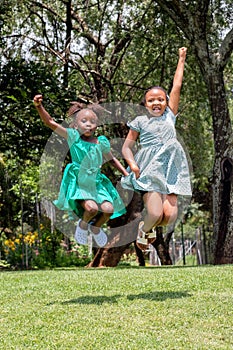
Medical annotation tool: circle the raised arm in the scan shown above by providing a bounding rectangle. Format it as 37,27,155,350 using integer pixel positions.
33,95,67,139
168,47,187,116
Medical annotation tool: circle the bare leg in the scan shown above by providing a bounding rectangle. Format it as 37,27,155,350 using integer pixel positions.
159,194,178,226
142,192,164,232
79,200,99,230
136,192,178,251
90,201,114,234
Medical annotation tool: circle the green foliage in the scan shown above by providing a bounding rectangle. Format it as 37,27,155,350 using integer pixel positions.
0,154,19,229
0,259,10,269
1,223,91,269
0,58,76,230
0,59,70,159
7,158,39,200
0,154,40,228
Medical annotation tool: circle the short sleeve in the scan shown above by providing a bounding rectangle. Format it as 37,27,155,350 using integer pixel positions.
98,135,111,154
127,116,141,132
66,128,80,147
166,107,176,125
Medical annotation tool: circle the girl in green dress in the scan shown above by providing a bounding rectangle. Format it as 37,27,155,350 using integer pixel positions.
34,96,128,247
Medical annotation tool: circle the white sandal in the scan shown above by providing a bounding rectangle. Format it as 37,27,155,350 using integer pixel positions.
74,219,88,245
89,226,108,248
147,227,156,244
136,221,157,250
136,221,149,251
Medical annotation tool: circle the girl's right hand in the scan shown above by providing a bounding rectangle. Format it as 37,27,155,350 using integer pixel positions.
33,94,43,107
130,163,140,179
179,47,187,59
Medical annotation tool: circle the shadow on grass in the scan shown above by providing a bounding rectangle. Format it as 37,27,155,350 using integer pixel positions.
61,295,121,305
127,290,191,301
59,290,191,305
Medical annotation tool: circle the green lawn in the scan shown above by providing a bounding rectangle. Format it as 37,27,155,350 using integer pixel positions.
0,265,232,349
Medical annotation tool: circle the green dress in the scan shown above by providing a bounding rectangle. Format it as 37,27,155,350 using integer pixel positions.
53,128,126,219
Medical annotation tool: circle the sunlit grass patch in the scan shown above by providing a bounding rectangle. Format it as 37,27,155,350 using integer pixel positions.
0,265,232,349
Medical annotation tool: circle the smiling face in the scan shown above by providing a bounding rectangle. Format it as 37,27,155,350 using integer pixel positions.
74,109,98,136
144,88,167,117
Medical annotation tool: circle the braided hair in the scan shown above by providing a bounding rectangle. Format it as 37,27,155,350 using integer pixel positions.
68,102,106,128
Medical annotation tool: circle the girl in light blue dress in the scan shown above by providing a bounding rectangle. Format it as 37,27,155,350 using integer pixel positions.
121,47,192,250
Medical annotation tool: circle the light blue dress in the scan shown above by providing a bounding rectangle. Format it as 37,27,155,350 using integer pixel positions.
53,128,126,219
121,108,192,196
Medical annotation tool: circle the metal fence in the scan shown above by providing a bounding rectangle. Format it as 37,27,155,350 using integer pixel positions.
149,226,212,266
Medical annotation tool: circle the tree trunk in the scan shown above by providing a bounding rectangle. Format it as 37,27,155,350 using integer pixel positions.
207,73,233,264
214,156,233,263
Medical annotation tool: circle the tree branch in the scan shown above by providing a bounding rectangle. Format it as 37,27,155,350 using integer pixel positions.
218,27,233,70
155,0,212,72
70,6,105,56
154,0,193,39
30,1,65,22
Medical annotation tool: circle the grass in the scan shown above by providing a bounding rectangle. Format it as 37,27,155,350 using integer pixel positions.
0,265,232,350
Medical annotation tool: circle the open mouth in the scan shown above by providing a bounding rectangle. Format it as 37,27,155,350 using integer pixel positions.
152,107,161,112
